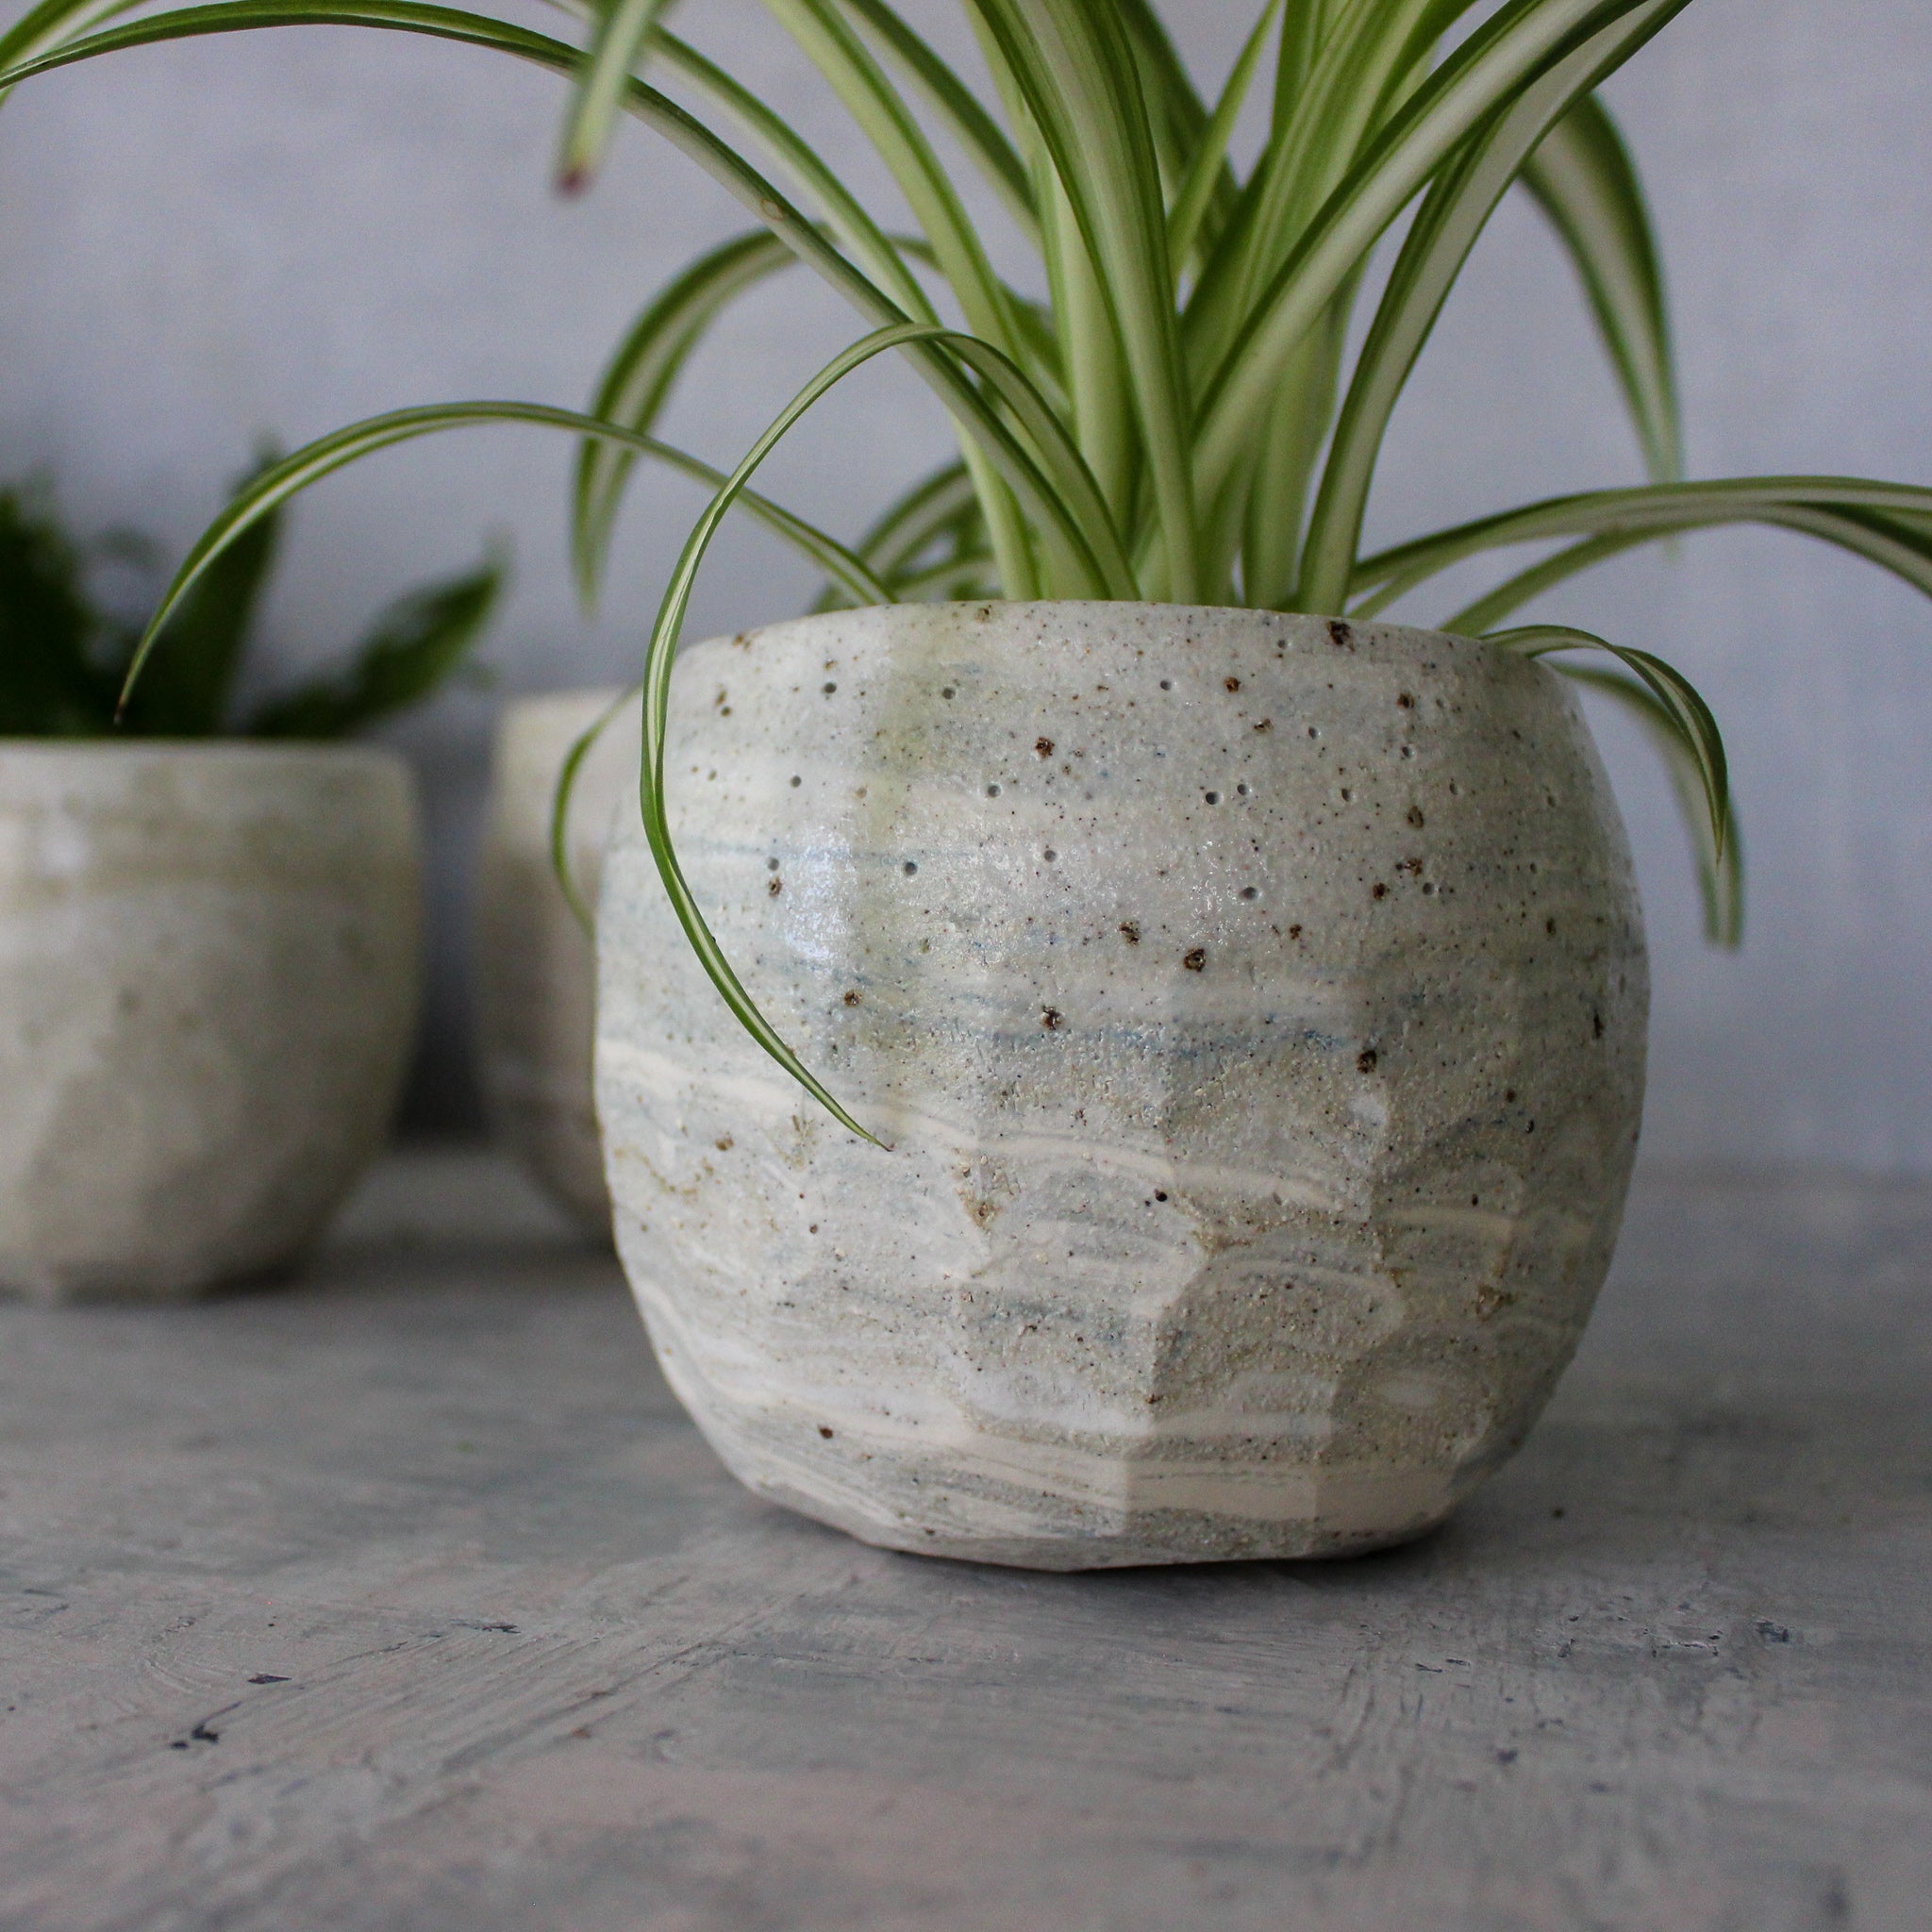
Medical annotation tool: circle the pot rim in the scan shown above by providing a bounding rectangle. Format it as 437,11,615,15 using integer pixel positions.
691,597,1483,656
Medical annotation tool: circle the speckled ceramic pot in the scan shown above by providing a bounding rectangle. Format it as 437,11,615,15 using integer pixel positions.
0,742,421,1303
475,690,639,1230
596,603,1647,1569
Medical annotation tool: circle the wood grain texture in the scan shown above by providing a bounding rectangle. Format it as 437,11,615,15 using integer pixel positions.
1,1150,1927,1931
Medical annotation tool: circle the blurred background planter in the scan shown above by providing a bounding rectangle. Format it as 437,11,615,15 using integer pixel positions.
0,741,421,1302
475,688,638,1231
596,604,1648,1570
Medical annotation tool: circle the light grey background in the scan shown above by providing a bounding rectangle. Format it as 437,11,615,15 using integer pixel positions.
2,0,1928,1164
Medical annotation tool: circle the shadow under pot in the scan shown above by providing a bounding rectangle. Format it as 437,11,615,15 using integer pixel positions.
475,689,639,1234
595,602,1649,1571
0,741,422,1302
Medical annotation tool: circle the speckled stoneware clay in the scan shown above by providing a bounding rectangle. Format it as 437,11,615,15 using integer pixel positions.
475,690,640,1229
596,602,1648,1568
0,743,421,1302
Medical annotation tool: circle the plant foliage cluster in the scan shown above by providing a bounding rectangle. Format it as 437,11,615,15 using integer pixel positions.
4,0,1928,1130
0,470,501,739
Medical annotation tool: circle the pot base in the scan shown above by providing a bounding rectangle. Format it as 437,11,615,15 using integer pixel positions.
759,1490,1453,1571
3,1247,308,1307
680,1392,1464,1569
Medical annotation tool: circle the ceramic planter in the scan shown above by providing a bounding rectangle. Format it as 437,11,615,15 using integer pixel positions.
0,742,421,1302
475,690,639,1229
596,602,1647,1569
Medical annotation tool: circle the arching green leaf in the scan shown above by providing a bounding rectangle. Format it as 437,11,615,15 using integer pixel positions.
1297,0,1681,615
556,0,672,192
1553,659,1742,943
633,323,1041,1146
838,0,1038,241
1487,621,1730,879
1167,0,1284,276
1354,476,1932,616
1195,0,1693,507
117,398,893,714
574,229,799,607
968,0,1199,597
1521,92,1680,485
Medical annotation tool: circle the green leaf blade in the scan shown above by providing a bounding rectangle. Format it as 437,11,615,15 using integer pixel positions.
1297,0,1684,616
117,396,895,720
1487,620,1732,877
838,0,1039,241
118,453,283,735
574,228,799,608
557,0,673,192
1196,0,1694,509
1521,92,1681,484
1166,0,1284,276
968,0,1199,595
1554,658,1743,944
1355,476,1932,617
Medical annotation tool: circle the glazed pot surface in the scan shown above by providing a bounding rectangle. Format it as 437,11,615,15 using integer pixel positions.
596,603,1647,1567
0,741,421,1301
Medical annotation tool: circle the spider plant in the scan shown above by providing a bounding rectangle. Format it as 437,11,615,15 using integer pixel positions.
5,0,1929,1135
0,466,503,738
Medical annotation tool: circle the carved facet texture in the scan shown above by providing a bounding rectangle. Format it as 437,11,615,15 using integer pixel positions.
597,605,1648,1568
475,690,637,1231
0,743,421,1302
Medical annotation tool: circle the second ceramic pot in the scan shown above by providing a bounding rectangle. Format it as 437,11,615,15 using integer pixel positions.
0,741,421,1302
475,689,640,1229
596,603,1648,1569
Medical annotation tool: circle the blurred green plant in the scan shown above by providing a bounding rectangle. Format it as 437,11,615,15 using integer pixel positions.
0,465,502,739
4,0,1930,1132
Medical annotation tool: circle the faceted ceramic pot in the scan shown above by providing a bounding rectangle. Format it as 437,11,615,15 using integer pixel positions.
596,603,1648,1569
0,742,421,1302
475,689,639,1230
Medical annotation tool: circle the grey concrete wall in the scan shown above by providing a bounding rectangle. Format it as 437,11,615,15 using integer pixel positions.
2,0,1928,1165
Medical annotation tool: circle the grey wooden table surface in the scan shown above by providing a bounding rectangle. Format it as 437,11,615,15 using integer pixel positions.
2,1151,1927,1932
